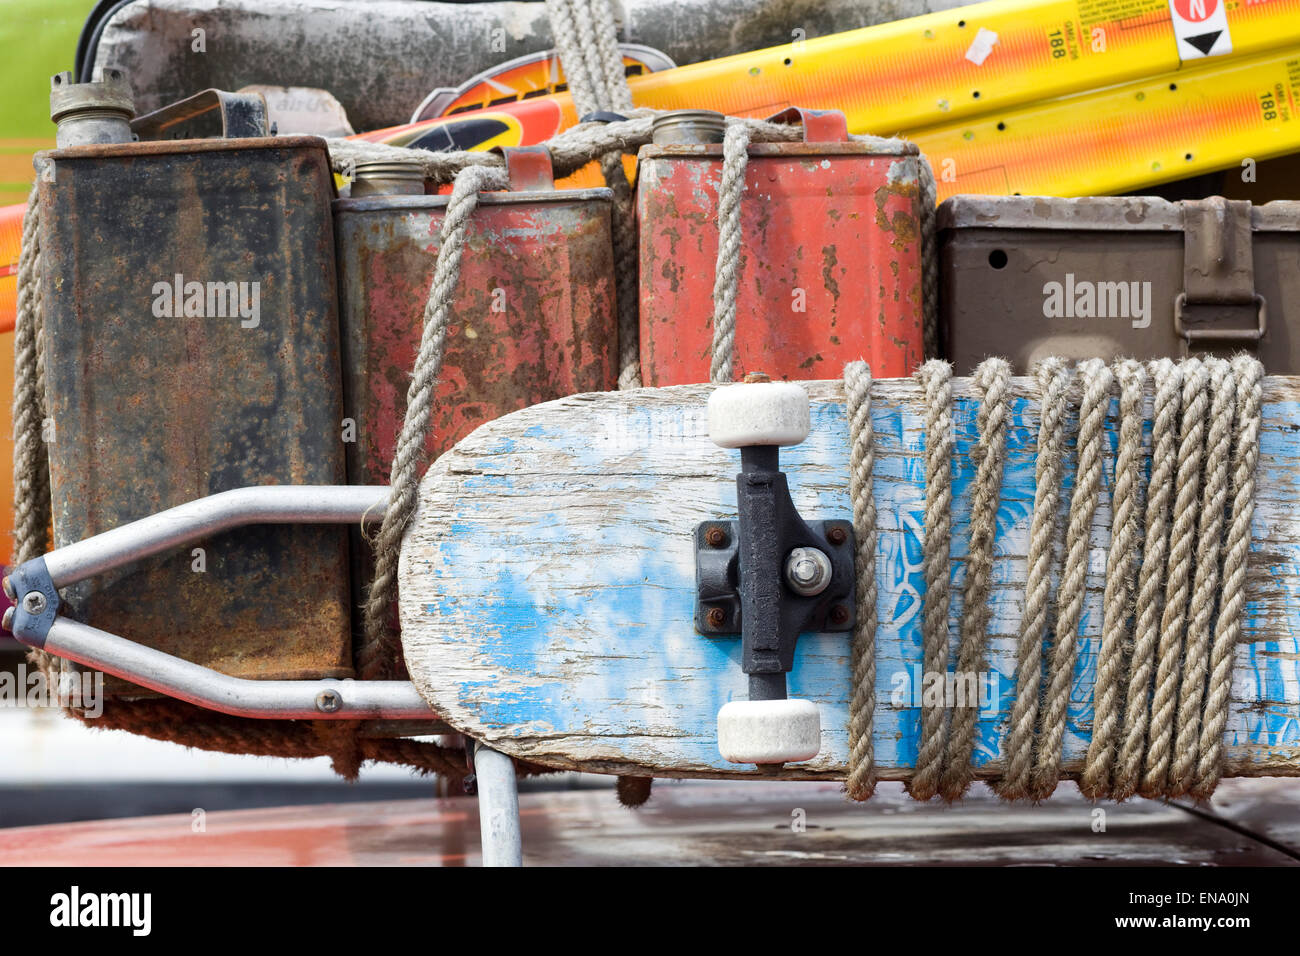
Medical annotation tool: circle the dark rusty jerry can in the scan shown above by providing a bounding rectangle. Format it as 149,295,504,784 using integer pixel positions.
38,136,352,694
636,109,926,385
333,148,619,485
939,195,1300,374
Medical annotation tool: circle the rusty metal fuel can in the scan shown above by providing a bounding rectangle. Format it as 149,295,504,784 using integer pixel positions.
939,195,1300,374
38,133,352,694
636,108,926,385
334,146,618,639
334,146,618,483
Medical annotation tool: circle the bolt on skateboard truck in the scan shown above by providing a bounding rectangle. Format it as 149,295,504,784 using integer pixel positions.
697,376,855,766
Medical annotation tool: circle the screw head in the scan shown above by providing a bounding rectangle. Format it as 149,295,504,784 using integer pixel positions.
706,606,727,628
21,592,46,615
784,547,833,597
827,526,847,546
315,689,343,714
830,604,851,626
705,526,728,548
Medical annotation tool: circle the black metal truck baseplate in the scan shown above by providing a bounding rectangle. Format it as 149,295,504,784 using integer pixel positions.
694,445,855,700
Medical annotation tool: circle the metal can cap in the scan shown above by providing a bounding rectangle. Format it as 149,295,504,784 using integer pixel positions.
351,158,427,196
651,109,727,145
50,68,135,124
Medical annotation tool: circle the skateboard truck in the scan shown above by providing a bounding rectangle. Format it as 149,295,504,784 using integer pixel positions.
697,377,855,766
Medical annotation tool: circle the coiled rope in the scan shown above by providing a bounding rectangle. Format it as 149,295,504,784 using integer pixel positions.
941,357,1011,802
360,164,509,681
843,356,1265,801
844,360,878,801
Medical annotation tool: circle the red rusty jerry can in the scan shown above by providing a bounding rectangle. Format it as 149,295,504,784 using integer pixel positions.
334,147,618,482
636,109,925,385
334,147,619,650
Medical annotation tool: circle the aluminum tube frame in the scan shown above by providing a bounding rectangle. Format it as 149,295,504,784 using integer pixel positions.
474,741,523,866
43,484,390,588
43,616,433,719
5,484,435,720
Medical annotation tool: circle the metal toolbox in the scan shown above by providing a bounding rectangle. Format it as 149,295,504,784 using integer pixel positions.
38,135,352,693
939,195,1300,374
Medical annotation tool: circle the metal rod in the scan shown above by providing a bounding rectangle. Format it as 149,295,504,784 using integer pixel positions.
43,485,390,589
38,617,433,720
473,742,523,867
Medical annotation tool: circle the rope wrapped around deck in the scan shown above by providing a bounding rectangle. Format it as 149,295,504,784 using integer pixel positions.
842,356,1265,802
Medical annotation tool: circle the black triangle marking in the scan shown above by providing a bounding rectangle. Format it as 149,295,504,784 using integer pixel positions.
1183,30,1222,56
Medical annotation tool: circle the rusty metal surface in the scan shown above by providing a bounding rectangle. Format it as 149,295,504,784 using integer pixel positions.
939,194,1300,374
636,142,925,385
130,88,270,141
333,188,619,485
92,0,972,133
334,186,618,650
39,135,352,695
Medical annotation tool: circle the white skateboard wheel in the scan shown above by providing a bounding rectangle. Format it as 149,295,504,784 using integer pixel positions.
717,698,821,764
707,382,811,449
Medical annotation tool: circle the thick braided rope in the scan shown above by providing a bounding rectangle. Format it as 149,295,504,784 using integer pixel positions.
587,0,634,111
606,152,643,390
844,361,878,801
906,360,953,800
709,122,751,383
1111,358,1182,800
14,180,51,568
360,165,510,680
13,176,57,688
544,0,604,117
1031,359,1112,800
994,358,1071,800
544,0,640,389
940,357,1011,801
570,0,623,112
1080,359,1146,799
1169,358,1235,795
1142,358,1209,795
1193,355,1263,798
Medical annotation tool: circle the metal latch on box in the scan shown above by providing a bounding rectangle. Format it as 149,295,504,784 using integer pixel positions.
1176,197,1266,353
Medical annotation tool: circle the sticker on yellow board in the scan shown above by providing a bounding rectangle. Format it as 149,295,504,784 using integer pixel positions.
1170,0,1233,60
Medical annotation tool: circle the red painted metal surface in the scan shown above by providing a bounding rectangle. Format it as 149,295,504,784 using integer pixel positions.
334,149,619,651
636,112,925,385
334,153,619,485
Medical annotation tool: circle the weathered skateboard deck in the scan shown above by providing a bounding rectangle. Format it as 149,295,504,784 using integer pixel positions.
398,380,1300,780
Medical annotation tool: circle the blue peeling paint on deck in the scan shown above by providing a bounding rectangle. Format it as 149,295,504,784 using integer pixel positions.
407,391,1300,773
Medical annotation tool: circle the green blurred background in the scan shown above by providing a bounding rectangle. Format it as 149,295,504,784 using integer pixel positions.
1,0,97,205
